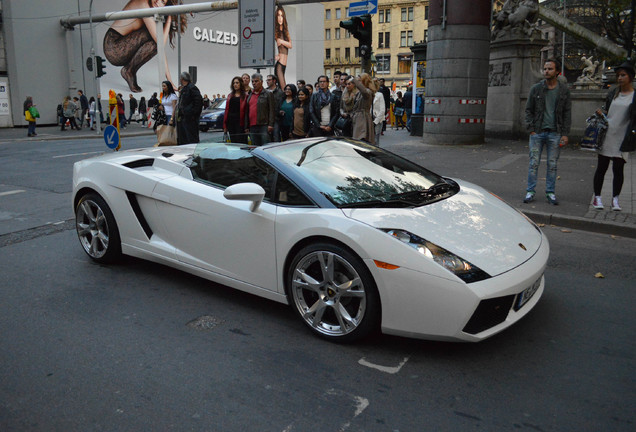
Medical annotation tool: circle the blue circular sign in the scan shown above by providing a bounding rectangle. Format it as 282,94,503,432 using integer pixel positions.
103,125,119,149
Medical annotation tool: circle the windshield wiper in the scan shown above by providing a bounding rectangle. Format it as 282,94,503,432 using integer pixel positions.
389,181,453,202
339,199,416,208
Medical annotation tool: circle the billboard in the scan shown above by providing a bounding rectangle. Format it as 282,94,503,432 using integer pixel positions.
96,1,243,98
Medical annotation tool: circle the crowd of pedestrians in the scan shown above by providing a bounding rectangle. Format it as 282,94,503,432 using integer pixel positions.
214,70,409,147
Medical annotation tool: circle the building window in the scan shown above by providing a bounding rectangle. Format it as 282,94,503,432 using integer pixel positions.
345,67,351,75
379,9,392,23
354,46,360,58
398,55,412,74
425,6,429,20
326,9,331,20
400,31,413,47
335,28,341,40
378,32,390,48
355,67,361,76
345,30,351,39
336,8,341,19
401,7,413,22
335,48,340,60
326,29,331,40
326,48,331,59
376,55,390,74
424,29,428,42
345,47,351,59
326,69,331,78
345,7,349,17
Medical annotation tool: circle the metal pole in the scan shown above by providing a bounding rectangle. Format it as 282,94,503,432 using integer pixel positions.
561,0,566,75
89,0,101,134
156,15,166,91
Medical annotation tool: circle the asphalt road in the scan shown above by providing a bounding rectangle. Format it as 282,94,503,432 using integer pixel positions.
0,135,634,431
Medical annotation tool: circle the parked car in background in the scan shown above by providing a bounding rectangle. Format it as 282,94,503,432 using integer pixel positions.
199,99,226,132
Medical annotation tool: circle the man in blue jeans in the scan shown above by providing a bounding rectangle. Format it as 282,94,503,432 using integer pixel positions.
523,58,571,205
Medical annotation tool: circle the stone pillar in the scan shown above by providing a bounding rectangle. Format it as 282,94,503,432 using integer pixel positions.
486,38,548,140
423,0,491,144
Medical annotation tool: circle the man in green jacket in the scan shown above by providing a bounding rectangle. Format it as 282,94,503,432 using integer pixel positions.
524,58,571,205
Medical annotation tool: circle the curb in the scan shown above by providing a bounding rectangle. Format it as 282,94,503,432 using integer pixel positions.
523,210,636,239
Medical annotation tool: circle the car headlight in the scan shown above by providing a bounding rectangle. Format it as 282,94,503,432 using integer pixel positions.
380,229,490,283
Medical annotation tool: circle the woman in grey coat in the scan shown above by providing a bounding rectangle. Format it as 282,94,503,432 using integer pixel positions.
349,73,376,145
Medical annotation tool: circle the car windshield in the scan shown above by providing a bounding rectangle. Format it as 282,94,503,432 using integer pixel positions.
264,138,456,207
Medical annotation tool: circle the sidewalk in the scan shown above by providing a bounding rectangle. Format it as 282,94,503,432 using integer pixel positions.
2,123,635,238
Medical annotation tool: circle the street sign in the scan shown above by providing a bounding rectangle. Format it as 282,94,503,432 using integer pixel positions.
238,0,275,68
348,0,378,17
104,125,119,150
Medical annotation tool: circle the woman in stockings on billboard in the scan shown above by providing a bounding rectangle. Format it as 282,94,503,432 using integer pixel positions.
274,6,292,90
103,0,186,93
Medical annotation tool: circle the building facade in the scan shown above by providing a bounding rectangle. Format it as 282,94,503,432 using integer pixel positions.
321,1,429,88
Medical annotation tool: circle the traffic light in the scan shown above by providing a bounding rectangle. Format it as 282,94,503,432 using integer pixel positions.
96,55,107,78
340,14,372,60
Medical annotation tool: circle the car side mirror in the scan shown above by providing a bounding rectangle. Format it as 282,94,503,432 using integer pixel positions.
223,183,265,212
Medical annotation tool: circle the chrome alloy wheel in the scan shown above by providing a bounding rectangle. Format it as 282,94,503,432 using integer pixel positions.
76,198,111,259
291,250,367,338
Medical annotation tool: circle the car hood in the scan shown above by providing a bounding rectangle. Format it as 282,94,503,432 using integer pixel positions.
342,180,543,276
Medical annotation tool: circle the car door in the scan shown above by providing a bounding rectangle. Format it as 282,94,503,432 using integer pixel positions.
151,148,278,291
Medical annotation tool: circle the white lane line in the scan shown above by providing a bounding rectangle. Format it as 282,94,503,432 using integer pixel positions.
358,356,409,374
0,190,26,197
53,151,105,159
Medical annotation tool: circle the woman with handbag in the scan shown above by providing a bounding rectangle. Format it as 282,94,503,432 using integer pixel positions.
24,96,37,137
592,61,636,211
349,74,376,145
291,87,311,139
161,81,178,125
338,78,358,137
223,76,248,143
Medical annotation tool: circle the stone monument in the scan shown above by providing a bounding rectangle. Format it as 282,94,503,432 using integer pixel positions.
486,0,548,140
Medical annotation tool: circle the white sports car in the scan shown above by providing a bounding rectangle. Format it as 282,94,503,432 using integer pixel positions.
73,138,548,342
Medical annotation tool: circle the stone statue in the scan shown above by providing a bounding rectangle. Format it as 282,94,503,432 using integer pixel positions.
574,56,604,88
580,56,599,78
492,0,541,41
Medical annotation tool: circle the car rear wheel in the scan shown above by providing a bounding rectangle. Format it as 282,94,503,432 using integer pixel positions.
288,243,380,342
75,193,121,263
199,124,209,132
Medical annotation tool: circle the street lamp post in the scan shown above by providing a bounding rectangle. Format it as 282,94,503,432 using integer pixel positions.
89,0,101,134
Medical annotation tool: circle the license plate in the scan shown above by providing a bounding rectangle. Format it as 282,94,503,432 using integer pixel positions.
199,122,207,126
514,276,542,311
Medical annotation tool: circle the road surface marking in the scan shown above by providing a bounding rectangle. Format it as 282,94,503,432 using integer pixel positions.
0,189,25,197
358,356,409,374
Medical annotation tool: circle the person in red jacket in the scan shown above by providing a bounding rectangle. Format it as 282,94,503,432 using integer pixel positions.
223,76,248,143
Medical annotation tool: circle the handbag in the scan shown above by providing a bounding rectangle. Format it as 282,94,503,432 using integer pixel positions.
335,116,351,131
28,106,40,118
155,124,177,146
25,110,35,122
580,112,608,151
394,107,404,117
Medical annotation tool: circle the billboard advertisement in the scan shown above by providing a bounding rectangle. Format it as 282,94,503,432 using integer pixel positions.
94,1,301,100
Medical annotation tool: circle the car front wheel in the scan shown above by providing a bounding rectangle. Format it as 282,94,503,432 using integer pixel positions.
75,193,122,263
288,243,380,342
